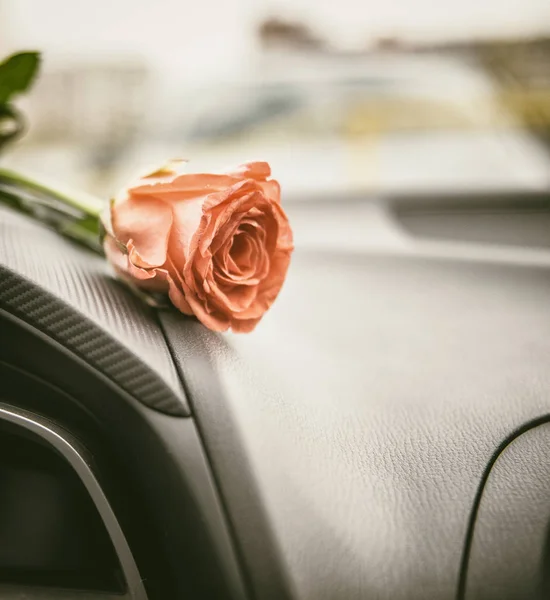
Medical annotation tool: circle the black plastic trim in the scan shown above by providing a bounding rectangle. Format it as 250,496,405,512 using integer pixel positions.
457,414,550,599
0,403,146,599
0,263,188,416
0,308,248,599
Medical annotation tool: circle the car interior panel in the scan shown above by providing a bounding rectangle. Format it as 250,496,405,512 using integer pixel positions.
1,185,550,598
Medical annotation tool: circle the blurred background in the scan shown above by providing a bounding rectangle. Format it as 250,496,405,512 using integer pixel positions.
1,0,550,206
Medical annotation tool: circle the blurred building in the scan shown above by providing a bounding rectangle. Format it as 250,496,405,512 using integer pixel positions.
1,0,550,197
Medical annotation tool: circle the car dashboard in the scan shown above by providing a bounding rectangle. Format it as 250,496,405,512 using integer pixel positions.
1,188,550,599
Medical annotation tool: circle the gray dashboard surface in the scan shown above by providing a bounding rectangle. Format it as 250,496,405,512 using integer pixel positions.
2,197,550,599
161,200,550,600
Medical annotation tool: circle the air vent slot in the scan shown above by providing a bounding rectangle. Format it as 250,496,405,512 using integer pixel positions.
0,425,124,592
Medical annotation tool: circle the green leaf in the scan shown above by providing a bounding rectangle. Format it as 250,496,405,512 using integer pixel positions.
0,51,41,105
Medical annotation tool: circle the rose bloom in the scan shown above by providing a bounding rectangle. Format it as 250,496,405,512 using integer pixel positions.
102,161,293,333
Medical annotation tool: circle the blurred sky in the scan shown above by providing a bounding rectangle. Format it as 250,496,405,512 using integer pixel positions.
2,0,550,85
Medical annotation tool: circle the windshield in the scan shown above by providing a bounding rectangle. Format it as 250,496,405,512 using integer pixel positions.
1,1,549,199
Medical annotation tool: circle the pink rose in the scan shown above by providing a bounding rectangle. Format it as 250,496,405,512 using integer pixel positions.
102,160,293,333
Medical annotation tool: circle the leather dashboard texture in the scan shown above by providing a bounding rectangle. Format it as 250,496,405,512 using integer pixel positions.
160,201,550,600
2,197,550,599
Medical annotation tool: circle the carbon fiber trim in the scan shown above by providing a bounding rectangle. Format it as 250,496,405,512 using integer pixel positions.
0,206,188,416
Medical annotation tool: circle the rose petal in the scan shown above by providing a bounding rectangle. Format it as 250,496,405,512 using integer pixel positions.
230,316,262,333
209,279,258,314
186,292,231,331
193,193,257,271
164,257,193,315
199,189,267,259
230,232,254,270
260,179,281,203
104,235,171,295
209,208,248,256
271,202,294,251
129,173,240,200
202,180,259,213
111,195,173,268
225,161,271,181
166,255,230,329
230,248,291,320
167,194,207,268
212,219,269,286
103,234,129,275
